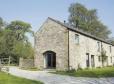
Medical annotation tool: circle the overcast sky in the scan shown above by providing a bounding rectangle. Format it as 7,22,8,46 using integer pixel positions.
0,0,114,44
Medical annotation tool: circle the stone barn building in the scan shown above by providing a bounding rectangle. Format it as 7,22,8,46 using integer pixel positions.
35,17,114,70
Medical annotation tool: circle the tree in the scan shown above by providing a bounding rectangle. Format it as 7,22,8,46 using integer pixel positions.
6,20,33,42
108,37,114,45
0,29,18,65
0,17,6,57
6,21,34,60
13,42,34,59
0,29,15,56
112,41,114,45
0,17,3,30
68,3,111,40
0,19,34,65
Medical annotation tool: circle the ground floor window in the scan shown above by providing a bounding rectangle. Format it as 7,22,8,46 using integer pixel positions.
86,53,90,67
91,55,95,67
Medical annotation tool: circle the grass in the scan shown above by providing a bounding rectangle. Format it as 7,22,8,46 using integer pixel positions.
0,72,43,84
52,67,114,78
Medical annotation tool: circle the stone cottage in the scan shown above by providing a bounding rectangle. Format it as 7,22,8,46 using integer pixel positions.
35,17,114,70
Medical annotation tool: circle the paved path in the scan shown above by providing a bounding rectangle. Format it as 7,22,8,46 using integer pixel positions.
9,67,114,84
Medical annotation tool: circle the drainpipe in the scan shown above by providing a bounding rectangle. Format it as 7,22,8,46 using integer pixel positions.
101,42,103,67
68,29,70,71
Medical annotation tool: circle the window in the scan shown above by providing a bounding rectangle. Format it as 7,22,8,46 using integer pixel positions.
109,46,112,53
97,42,100,52
91,55,95,67
98,56,101,62
111,57,112,63
75,34,79,44
86,53,90,67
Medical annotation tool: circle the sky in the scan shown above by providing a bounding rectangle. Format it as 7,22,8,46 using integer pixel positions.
0,0,114,45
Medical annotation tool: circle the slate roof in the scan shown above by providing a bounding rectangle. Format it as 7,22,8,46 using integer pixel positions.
48,17,113,46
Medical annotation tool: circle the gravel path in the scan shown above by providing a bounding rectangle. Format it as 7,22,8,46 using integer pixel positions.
9,67,114,84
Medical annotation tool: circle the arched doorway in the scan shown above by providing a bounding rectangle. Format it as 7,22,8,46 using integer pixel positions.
44,51,56,69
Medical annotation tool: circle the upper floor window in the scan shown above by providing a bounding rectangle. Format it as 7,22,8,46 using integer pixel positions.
75,34,79,44
109,46,112,53
97,42,100,52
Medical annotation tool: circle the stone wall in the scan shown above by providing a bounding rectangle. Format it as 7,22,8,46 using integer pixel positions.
19,58,34,68
35,18,68,70
35,18,114,71
69,30,114,70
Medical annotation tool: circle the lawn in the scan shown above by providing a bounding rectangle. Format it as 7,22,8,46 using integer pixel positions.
0,72,43,84
52,67,114,78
